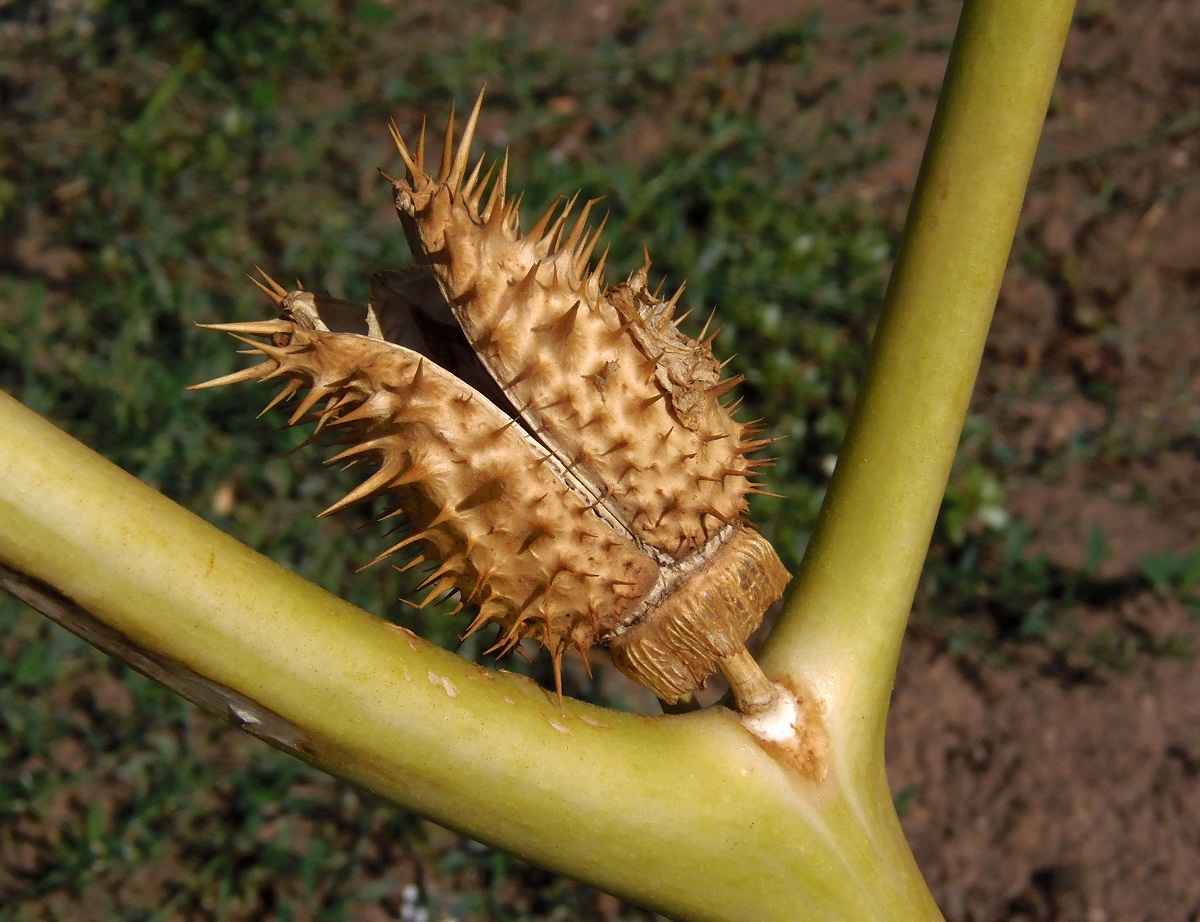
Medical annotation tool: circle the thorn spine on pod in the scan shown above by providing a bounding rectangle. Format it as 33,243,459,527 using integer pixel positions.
544,192,579,252
573,212,608,276
461,153,486,202
527,196,564,243
468,159,496,212
258,380,302,416
560,197,600,257
188,362,273,390
389,119,419,178
438,99,456,182
481,149,509,221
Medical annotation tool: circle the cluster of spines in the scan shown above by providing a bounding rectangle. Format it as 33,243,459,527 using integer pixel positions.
387,89,780,559
194,91,789,703
191,274,660,693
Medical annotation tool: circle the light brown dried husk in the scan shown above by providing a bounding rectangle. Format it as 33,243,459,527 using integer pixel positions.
197,94,792,703
608,527,790,702
387,95,776,561
196,293,658,680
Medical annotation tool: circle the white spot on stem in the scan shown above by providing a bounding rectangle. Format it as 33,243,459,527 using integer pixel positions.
427,670,459,698
578,714,610,729
740,683,798,743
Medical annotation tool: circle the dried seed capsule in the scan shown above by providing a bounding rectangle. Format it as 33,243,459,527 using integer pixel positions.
195,283,658,687
194,91,790,705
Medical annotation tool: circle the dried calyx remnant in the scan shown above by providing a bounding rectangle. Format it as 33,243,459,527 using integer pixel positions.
193,91,790,712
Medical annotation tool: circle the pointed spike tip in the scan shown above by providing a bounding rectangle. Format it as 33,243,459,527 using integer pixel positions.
389,118,419,177
249,268,286,306
438,99,456,181
187,362,273,391
448,86,486,191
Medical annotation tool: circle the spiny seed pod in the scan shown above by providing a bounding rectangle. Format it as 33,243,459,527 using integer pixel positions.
193,90,790,706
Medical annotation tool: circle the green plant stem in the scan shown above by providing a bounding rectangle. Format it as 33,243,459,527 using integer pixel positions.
0,390,938,921
762,0,1076,783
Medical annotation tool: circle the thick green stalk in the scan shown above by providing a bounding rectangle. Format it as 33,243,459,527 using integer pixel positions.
762,0,1076,785
0,390,938,921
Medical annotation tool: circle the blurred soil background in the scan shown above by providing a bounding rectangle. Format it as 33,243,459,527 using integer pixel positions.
1,0,1198,920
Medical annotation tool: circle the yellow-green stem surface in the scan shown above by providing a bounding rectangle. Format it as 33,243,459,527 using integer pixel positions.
763,0,1076,799
0,390,937,921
